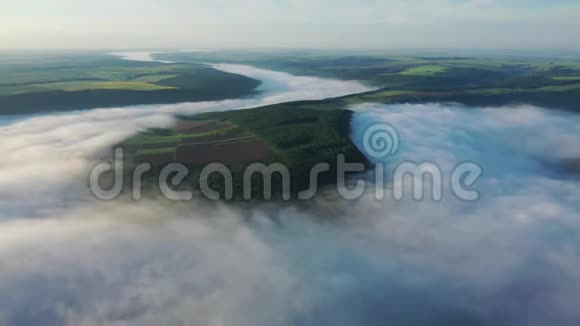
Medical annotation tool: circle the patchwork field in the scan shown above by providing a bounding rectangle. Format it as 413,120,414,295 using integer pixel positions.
0,81,176,95
397,65,449,76
123,120,274,167
119,106,366,199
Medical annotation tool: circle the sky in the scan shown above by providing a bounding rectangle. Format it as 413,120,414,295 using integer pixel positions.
1,0,579,50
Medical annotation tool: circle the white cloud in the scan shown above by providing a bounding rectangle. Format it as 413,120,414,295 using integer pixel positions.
1,0,579,49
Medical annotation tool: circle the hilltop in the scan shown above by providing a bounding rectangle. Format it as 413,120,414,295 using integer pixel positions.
119,106,367,200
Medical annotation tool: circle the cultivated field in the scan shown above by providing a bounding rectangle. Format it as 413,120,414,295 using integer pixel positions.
118,106,367,199
123,120,274,167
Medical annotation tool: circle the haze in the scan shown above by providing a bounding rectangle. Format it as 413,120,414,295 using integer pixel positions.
2,0,580,50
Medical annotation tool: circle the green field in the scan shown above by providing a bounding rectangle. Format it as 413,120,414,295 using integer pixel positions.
398,65,448,76
537,83,580,92
0,81,176,95
552,76,580,81
132,74,179,83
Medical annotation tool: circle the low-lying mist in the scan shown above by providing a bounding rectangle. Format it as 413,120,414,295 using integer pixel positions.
0,66,579,325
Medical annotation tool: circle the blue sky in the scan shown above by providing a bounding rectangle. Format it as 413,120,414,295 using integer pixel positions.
1,0,579,50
